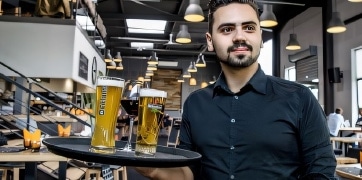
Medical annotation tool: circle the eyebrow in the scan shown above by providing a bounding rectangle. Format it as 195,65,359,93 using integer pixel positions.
217,21,258,30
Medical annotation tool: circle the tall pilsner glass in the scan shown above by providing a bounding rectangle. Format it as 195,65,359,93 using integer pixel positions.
135,88,167,157
90,76,124,154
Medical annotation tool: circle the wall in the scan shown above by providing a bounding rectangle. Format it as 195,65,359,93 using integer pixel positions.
0,17,106,90
279,1,362,123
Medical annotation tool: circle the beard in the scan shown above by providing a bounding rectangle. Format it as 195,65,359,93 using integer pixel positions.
216,43,259,68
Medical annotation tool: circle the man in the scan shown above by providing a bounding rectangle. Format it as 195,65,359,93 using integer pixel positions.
137,0,336,179
328,108,344,136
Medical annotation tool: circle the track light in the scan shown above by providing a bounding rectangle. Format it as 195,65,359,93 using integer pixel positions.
176,25,191,43
260,4,278,27
184,0,204,22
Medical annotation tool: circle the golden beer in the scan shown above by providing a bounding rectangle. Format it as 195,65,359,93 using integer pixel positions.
135,88,167,157
90,76,124,154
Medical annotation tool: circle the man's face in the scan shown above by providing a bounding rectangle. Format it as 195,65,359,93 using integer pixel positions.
206,3,263,68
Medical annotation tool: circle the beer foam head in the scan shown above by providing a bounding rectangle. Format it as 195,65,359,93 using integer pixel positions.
97,76,125,87
140,88,167,98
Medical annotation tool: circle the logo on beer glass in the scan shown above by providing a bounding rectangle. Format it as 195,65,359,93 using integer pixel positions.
135,88,167,157
98,86,107,115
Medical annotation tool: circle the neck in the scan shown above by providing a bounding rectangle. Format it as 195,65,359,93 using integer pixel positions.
220,62,259,93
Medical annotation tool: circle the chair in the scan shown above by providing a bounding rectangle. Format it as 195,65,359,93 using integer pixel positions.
0,163,24,180
69,160,127,180
167,119,180,147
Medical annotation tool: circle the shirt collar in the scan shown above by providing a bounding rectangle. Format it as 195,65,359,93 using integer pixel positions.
212,64,268,97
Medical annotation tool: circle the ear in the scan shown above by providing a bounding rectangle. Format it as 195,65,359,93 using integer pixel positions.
260,29,263,48
206,33,214,52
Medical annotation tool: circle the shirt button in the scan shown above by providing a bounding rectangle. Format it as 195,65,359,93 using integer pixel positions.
231,119,235,123
230,146,235,150
234,96,238,99
230,175,235,179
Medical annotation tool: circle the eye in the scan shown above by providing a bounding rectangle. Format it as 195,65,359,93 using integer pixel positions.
244,25,256,32
220,26,234,33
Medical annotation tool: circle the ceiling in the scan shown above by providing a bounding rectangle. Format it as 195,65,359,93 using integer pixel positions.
94,0,324,58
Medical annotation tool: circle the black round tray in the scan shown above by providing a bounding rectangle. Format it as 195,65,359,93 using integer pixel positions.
42,137,201,167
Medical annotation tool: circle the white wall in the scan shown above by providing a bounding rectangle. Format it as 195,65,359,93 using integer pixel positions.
0,18,106,90
279,1,362,123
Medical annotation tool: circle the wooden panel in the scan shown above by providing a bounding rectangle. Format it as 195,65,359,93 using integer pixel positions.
151,69,182,111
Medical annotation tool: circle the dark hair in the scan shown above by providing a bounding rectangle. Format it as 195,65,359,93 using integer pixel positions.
207,0,260,34
335,108,342,114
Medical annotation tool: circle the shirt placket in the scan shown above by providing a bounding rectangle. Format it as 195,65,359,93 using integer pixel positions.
229,95,239,179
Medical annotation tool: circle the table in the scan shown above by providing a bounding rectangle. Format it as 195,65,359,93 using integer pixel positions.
330,137,362,156
0,147,68,180
336,163,362,179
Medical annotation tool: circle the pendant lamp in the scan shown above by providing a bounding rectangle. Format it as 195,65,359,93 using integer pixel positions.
285,19,301,50
187,61,197,72
176,25,191,43
327,0,346,33
195,54,206,67
114,52,122,62
148,51,159,65
104,49,113,62
260,4,278,27
184,0,204,22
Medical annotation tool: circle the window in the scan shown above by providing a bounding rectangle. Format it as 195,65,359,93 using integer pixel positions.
356,48,362,108
284,66,296,81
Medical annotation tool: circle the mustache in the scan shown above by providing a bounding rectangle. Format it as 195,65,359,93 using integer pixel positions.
227,43,253,53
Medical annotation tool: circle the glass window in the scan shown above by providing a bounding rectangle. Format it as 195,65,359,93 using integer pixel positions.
284,66,296,81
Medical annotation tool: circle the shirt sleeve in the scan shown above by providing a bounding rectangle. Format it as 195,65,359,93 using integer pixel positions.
298,88,337,179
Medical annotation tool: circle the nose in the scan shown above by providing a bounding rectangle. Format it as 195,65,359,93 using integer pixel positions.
232,27,246,43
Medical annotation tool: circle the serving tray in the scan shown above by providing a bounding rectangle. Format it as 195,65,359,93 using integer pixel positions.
42,137,201,167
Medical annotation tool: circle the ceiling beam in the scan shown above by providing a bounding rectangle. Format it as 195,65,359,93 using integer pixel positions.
114,46,215,56
99,13,208,22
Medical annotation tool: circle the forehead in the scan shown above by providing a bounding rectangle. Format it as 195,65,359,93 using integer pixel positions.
212,3,259,25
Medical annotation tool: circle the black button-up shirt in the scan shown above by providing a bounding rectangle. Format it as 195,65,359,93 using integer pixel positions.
178,65,336,179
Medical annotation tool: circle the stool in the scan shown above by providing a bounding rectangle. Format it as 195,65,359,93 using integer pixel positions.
85,166,127,180
0,162,25,180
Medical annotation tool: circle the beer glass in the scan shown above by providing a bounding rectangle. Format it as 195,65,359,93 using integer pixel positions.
90,76,124,154
135,88,167,157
